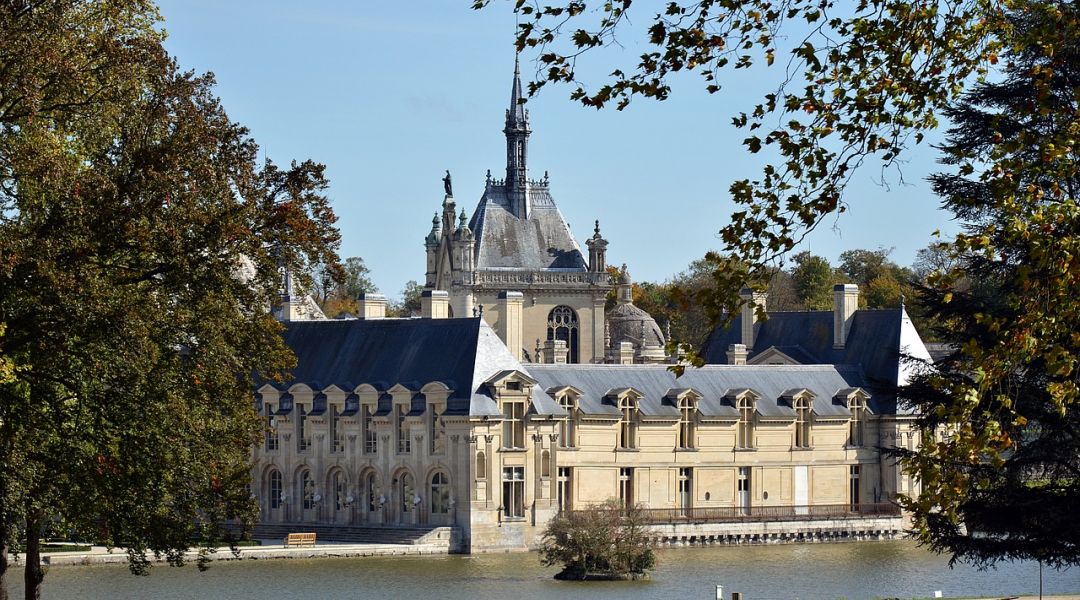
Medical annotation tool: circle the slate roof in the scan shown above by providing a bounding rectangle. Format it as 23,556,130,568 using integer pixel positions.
529,364,872,419
703,310,899,382
468,183,587,271
700,308,933,414
267,318,559,417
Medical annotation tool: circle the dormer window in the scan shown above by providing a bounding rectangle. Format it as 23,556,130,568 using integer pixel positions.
836,388,870,448
502,398,526,449
794,395,812,449
485,371,537,451
550,386,582,449
736,395,756,449
673,391,700,450
619,396,638,450
849,395,865,447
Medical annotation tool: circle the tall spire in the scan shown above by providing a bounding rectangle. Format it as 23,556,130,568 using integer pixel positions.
504,53,531,218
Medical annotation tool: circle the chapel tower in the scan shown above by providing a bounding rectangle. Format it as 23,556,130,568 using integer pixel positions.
423,57,613,363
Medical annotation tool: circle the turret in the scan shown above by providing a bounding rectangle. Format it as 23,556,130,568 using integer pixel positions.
586,220,608,273
504,55,531,218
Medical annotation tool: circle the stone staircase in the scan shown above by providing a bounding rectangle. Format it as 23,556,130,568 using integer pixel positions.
249,523,443,545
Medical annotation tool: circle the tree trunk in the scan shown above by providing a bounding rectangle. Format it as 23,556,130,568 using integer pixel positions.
23,515,43,600
0,521,9,600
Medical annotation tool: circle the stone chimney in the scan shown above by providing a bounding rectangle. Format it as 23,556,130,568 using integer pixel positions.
727,343,748,365
618,342,635,365
358,293,387,319
498,291,524,360
421,289,450,319
543,339,569,364
739,287,767,349
833,284,860,349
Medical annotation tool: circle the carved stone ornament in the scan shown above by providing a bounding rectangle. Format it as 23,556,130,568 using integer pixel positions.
484,435,495,444
466,435,478,444
548,434,560,443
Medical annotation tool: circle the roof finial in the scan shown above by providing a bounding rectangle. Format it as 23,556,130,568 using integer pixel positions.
594,219,601,236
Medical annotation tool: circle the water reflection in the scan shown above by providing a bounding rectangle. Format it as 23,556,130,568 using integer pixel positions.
5,541,1077,600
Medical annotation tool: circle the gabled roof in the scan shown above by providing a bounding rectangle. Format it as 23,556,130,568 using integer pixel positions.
468,184,587,271
528,364,868,419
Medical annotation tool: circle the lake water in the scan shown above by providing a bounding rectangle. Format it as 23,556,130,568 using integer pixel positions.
4,541,1078,599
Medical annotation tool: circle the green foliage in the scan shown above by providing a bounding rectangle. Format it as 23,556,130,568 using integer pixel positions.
539,500,655,580
388,280,423,317
477,0,1004,325
790,251,837,310
898,1,1080,568
0,1,340,597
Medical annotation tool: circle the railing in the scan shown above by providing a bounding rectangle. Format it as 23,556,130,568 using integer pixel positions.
567,503,900,525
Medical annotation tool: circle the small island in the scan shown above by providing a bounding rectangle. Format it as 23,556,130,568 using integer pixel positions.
539,500,656,581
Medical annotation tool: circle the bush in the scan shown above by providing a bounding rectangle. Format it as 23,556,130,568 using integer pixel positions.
539,499,655,580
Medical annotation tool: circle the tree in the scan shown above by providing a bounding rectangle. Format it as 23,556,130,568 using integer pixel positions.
476,0,1005,322
0,2,340,598
539,500,655,580
474,0,1080,566
898,2,1080,567
388,280,423,317
789,251,836,310
312,256,375,318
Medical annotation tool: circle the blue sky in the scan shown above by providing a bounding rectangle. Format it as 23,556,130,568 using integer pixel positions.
156,1,956,299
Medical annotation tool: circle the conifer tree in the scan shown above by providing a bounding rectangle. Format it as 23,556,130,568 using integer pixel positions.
900,2,1080,567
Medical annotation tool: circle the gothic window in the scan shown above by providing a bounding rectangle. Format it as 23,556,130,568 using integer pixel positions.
849,395,865,447
362,403,377,454
794,396,812,449
269,469,282,509
396,405,410,454
502,399,526,449
502,466,525,519
301,470,315,510
618,396,638,450
331,404,344,453
547,306,580,363
264,402,278,451
737,395,755,449
678,396,696,449
297,403,310,452
430,472,450,515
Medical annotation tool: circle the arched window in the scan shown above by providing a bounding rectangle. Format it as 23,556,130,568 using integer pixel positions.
365,471,379,513
541,450,551,479
794,396,812,449
475,451,487,479
269,469,283,509
547,306,579,363
300,470,315,510
737,396,755,449
430,472,450,514
332,471,346,511
400,472,415,514
619,396,638,449
678,397,696,449
849,395,865,447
